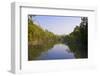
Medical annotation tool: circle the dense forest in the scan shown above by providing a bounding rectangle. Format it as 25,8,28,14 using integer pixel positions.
28,15,88,60
28,16,60,45
63,17,88,58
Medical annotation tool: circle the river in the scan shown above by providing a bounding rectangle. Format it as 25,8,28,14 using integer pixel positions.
28,43,75,60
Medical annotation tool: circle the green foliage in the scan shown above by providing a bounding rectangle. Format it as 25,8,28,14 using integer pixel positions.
28,16,59,46
63,17,88,58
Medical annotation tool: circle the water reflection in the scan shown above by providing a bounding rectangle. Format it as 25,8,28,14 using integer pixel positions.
28,42,75,60
36,44,75,60
67,43,88,58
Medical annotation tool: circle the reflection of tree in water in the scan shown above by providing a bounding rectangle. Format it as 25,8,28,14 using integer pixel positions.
68,44,87,58
28,42,57,60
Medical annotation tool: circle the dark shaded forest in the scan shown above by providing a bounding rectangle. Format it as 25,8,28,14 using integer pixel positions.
62,17,88,58
28,15,88,60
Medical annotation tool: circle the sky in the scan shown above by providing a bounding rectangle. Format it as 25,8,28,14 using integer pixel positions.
31,15,81,35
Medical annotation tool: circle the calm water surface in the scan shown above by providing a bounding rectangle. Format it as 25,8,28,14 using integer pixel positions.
35,44,75,60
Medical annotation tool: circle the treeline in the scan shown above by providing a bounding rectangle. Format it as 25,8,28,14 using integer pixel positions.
28,16,88,58
28,16,59,46
63,17,88,58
